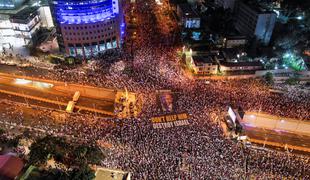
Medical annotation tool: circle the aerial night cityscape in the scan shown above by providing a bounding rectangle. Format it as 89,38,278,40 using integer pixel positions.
0,0,309,179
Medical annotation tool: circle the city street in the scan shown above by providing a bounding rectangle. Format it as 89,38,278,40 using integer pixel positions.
0,0,309,179
0,73,115,115
244,126,310,154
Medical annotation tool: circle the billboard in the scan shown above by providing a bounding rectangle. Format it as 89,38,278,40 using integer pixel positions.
156,90,175,113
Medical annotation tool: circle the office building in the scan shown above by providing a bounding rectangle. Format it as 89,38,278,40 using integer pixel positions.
0,0,53,49
0,0,26,10
223,36,247,48
49,0,124,59
235,1,276,45
220,61,263,72
185,49,220,75
177,4,201,29
215,0,236,10
190,55,218,75
0,6,42,47
9,7,41,45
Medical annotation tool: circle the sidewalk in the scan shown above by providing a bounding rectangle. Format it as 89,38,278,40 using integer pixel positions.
0,47,55,70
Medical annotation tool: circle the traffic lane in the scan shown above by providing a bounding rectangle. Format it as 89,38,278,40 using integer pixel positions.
0,91,65,111
0,74,69,97
0,83,71,103
77,97,115,112
0,64,50,77
0,83,114,112
0,92,112,117
243,126,310,148
0,78,115,110
0,73,117,101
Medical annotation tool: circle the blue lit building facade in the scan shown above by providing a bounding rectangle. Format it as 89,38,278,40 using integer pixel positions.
49,0,124,58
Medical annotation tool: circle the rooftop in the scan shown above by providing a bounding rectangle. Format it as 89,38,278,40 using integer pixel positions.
221,61,263,67
0,5,27,15
226,36,247,40
192,55,217,65
191,45,210,52
95,168,130,180
241,0,276,14
0,155,24,180
10,6,38,21
178,4,200,18
222,48,245,59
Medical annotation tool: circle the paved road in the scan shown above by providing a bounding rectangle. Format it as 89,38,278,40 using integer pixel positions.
0,73,115,114
0,64,49,77
242,125,310,154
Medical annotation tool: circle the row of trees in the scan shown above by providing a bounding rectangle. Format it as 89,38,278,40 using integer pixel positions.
0,128,21,152
27,135,105,180
29,164,95,180
264,72,301,85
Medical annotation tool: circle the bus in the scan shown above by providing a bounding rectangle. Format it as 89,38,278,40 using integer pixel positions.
73,91,80,102
66,101,76,113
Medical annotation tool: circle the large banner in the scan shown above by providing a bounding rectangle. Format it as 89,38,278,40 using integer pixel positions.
151,113,190,129
156,90,175,113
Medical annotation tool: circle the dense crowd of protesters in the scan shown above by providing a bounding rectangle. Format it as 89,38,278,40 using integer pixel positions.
0,0,310,179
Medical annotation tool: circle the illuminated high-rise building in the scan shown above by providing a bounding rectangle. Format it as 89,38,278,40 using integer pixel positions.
0,0,26,10
235,1,276,45
49,0,124,58
0,0,53,48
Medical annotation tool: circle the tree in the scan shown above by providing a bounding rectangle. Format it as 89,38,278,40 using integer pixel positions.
0,128,5,136
30,168,70,180
72,146,88,165
85,146,105,165
274,30,299,49
264,72,274,85
282,53,306,71
285,77,299,85
72,145,104,165
23,129,32,139
28,136,68,166
6,135,21,148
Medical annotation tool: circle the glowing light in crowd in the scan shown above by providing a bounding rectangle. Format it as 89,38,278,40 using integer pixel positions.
155,0,163,5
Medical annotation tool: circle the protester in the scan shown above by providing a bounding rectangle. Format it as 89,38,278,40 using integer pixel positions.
0,0,309,179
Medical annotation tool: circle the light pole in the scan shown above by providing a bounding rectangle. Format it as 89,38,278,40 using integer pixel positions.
56,97,62,111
